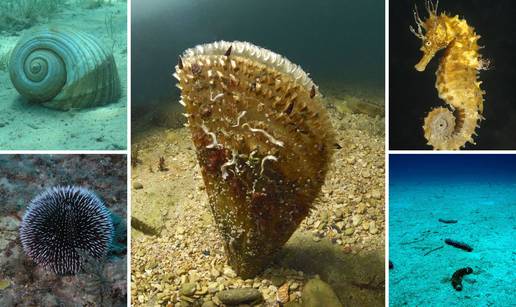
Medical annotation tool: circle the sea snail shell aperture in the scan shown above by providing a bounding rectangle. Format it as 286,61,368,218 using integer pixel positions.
9,26,120,110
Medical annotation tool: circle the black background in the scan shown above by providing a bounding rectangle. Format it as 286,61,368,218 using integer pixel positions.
390,0,516,150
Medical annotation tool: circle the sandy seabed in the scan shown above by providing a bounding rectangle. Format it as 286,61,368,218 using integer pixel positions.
0,1,127,150
131,89,386,306
389,182,515,307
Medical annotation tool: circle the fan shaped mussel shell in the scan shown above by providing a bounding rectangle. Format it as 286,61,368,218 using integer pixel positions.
9,26,120,110
175,41,335,278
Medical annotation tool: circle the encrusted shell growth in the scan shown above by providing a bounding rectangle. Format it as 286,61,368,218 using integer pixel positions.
9,26,121,110
175,41,335,278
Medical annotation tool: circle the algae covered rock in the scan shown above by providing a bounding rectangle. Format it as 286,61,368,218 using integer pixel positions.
216,288,263,305
174,41,335,277
302,279,343,307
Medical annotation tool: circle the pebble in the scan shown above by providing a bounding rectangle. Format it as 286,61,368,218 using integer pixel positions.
369,221,378,234
352,215,362,226
344,227,354,236
301,279,343,307
290,282,299,290
371,189,382,199
133,182,144,189
201,301,217,307
271,275,286,287
0,280,10,290
207,282,219,294
356,203,367,214
217,288,263,305
180,283,197,297
277,283,289,303
210,268,220,278
362,221,370,230
223,267,237,278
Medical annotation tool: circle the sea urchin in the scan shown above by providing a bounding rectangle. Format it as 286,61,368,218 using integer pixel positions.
19,186,114,275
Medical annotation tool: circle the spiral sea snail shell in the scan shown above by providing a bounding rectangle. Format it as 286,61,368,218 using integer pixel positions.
9,26,121,110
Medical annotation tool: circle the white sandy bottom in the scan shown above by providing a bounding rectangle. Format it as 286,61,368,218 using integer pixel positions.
389,183,515,306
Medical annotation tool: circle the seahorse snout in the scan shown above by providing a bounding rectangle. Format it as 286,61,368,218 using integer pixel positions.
415,52,434,72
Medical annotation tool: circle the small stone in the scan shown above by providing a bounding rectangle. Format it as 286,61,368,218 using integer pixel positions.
133,182,144,189
217,288,263,305
176,226,185,234
0,280,10,290
189,271,200,283
356,203,367,214
271,275,286,287
207,282,219,294
369,221,378,234
302,279,343,307
362,170,371,178
223,267,237,278
351,215,362,226
320,211,329,223
277,283,289,303
344,227,354,236
180,283,197,297
335,221,345,231
362,221,370,230
371,189,382,199
210,268,220,278
290,282,299,290
313,220,321,229
201,301,217,307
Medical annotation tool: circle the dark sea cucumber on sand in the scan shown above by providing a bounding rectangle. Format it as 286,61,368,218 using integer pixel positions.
444,239,473,252
438,218,458,224
451,267,473,291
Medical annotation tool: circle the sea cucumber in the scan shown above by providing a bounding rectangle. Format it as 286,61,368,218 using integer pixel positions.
410,0,489,150
451,267,473,291
444,239,473,252
438,218,457,224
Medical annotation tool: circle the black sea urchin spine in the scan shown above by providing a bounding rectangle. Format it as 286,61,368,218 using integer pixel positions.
19,186,114,275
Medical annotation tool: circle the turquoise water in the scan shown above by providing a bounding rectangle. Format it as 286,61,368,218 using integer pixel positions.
389,155,516,306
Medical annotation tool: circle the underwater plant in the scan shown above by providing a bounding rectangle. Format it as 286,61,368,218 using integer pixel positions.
410,0,488,150
9,26,121,110
174,41,335,277
0,0,66,32
19,186,114,275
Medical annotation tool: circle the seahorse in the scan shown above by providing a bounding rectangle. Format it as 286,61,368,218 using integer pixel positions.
410,0,489,150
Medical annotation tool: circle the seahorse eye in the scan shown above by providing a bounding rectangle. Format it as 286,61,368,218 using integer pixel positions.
425,41,432,47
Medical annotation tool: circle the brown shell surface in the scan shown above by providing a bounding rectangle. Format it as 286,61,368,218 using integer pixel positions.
175,42,335,278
